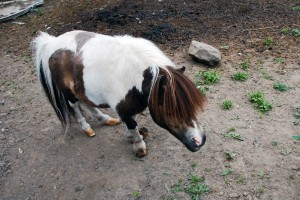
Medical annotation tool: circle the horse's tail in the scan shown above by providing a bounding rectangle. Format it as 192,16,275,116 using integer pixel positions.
32,32,72,128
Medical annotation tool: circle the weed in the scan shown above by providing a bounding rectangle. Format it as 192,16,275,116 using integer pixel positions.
232,71,249,81
280,149,292,156
224,128,243,141
202,70,221,84
271,140,278,146
197,85,209,95
280,27,289,34
291,6,300,10
191,162,197,169
256,187,264,194
173,174,209,200
290,28,300,37
221,100,233,110
240,61,250,70
228,127,236,132
263,37,273,46
225,151,236,161
261,70,274,80
35,8,45,16
132,191,142,198
274,57,284,64
258,171,265,179
221,45,230,50
172,180,184,193
273,81,289,92
249,91,272,112
236,175,246,184
220,169,233,176
293,106,300,125
186,174,209,200
292,135,300,141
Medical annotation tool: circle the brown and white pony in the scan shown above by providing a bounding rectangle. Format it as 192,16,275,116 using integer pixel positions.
32,30,206,156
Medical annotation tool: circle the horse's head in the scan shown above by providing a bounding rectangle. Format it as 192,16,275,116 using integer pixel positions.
149,67,207,152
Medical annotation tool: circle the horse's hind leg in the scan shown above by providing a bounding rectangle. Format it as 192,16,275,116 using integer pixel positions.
69,101,95,137
84,106,121,126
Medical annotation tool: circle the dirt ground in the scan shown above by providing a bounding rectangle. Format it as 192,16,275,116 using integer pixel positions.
0,0,299,199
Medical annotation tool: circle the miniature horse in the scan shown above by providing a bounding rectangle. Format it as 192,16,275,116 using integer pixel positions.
32,30,206,157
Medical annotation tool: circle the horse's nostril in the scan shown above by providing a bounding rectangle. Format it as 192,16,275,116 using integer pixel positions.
192,136,202,146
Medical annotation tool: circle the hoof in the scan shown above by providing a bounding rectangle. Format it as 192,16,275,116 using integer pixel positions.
139,127,148,139
84,128,96,137
106,117,121,126
135,148,147,157
133,140,147,157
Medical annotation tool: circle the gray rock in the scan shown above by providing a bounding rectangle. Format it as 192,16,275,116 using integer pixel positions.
188,40,221,66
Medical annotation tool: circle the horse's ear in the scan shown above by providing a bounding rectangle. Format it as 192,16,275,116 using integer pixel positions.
177,66,185,73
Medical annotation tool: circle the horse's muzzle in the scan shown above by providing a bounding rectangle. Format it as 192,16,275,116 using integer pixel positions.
184,132,206,152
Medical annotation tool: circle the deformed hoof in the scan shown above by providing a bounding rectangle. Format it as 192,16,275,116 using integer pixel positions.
84,128,96,137
105,117,121,126
139,127,148,139
135,148,147,157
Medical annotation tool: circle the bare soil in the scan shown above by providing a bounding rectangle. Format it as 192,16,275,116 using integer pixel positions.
0,0,299,199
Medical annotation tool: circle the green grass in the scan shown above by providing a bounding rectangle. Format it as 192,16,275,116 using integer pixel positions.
291,6,300,10
197,85,209,95
132,191,142,198
220,169,233,176
224,128,243,141
261,70,274,80
274,57,284,64
290,28,300,37
201,70,221,84
240,61,250,70
172,174,209,200
225,151,236,161
273,81,289,92
221,100,233,110
263,37,273,46
292,135,300,141
186,174,209,200
280,149,292,156
280,27,289,34
236,175,246,184
271,140,278,146
232,71,249,81
249,91,272,112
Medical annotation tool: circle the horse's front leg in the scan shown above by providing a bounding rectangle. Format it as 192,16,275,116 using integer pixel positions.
122,116,147,157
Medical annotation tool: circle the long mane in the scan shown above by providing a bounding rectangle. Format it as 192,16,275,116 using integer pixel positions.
150,67,206,126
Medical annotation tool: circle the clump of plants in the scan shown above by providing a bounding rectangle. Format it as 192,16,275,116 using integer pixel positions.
249,91,272,112
201,70,220,84
291,28,300,37
224,127,243,141
273,81,289,92
172,174,210,200
240,61,250,70
291,6,300,10
221,100,233,110
263,37,273,46
232,71,249,81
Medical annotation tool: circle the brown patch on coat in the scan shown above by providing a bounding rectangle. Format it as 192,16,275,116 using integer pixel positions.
48,49,105,108
75,31,96,52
